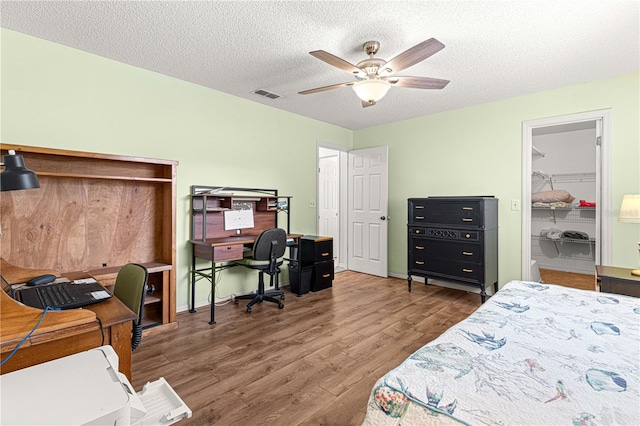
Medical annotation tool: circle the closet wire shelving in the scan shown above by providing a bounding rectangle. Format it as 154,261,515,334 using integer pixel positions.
532,171,596,224
531,236,595,259
531,170,597,259
531,206,595,224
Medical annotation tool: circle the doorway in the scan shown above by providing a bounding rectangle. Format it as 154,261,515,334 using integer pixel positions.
317,143,390,276
522,110,611,286
317,143,347,272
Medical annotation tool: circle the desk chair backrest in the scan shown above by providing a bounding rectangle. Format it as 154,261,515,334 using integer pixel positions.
252,228,287,265
113,263,148,351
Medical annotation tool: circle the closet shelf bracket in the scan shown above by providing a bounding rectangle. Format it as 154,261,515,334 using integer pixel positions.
532,145,546,157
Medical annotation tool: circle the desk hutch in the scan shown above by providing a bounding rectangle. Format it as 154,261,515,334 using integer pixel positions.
0,144,178,335
189,185,298,324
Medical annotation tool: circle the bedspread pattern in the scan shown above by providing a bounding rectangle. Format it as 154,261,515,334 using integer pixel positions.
365,281,640,425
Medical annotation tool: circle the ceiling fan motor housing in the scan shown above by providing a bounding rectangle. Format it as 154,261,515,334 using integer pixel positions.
356,57,387,77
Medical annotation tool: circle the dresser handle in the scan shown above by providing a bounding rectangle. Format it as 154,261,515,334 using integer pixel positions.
415,205,424,209
226,246,232,250
462,207,474,210
462,268,473,273
321,252,330,257
415,246,425,250
415,230,422,234
322,274,331,278
416,216,424,220
462,218,473,222
462,251,473,256
465,234,471,238
415,261,425,265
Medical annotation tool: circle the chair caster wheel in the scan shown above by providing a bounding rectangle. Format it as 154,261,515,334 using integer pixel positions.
280,294,285,300
246,307,252,313
234,299,239,305
278,303,284,309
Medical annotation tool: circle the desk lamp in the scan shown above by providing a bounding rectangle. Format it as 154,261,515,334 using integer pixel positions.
618,194,640,276
1,150,40,192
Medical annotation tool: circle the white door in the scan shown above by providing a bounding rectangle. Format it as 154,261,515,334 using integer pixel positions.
319,155,339,263
348,146,389,277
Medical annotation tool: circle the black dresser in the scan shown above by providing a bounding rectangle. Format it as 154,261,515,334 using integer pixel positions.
407,196,498,302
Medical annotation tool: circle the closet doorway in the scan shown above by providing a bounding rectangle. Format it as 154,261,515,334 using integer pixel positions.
522,110,611,287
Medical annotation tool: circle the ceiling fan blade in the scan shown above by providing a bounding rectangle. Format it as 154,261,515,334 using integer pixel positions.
389,76,450,89
299,82,354,95
309,50,364,76
362,100,376,108
382,38,445,75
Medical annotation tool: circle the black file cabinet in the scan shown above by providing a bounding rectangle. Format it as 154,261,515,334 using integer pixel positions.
407,196,498,302
301,236,334,292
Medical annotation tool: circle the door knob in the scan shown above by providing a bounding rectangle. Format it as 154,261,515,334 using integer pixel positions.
380,216,386,220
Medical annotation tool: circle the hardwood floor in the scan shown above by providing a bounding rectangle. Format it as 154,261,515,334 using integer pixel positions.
539,268,596,291
131,271,482,425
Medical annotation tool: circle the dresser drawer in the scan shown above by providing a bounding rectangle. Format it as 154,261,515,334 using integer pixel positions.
311,260,334,292
421,200,480,226
301,238,333,265
410,238,482,262
430,258,482,283
408,197,497,229
411,228,481,241
410,256,482,283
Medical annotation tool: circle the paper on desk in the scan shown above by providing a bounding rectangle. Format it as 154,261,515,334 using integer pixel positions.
73,278,98,284
91,290,111,300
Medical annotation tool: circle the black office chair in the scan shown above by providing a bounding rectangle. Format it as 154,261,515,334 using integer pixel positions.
233,228,287,313
113,263,148,351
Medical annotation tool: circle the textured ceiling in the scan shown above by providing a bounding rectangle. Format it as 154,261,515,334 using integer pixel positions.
1,1,638,130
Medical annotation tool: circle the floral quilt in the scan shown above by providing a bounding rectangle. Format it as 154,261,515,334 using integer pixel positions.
363,281,640,425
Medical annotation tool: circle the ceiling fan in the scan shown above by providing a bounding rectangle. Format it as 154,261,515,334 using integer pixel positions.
299,38,450,108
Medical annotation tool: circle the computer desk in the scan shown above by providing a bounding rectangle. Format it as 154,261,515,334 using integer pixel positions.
0,259,137,380
189,234,303,324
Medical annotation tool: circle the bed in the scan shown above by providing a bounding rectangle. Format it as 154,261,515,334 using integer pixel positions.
363,280,640,425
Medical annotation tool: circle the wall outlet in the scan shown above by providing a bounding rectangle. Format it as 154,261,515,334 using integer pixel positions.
309,199,316,208
511,199,521,211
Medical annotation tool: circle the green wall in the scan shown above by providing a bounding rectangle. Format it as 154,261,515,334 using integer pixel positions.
354,73,640,285
2,28,639,310
0,29,352,309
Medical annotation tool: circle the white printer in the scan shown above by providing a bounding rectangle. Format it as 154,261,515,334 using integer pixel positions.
0,345,191,425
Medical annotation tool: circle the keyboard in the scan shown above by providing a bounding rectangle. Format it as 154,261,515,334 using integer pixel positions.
36,283,77,308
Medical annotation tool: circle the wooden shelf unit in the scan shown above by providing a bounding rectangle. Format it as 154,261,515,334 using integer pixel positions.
0,144,178,334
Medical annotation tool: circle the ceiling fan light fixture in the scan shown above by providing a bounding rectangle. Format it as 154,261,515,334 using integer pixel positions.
353,79,391,104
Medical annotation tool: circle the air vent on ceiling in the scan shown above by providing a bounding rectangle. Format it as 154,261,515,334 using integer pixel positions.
253,89,281,100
